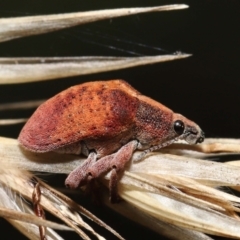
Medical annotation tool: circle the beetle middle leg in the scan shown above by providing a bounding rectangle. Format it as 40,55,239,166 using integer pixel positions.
83,140,138,202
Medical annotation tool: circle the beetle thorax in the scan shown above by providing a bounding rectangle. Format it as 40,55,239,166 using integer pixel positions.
134,99,174,148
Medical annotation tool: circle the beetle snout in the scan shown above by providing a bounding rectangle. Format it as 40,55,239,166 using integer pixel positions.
196,130,205,144
183,125,205,145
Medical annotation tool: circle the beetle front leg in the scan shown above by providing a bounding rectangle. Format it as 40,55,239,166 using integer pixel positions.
65,151,97,189
86,140,138,202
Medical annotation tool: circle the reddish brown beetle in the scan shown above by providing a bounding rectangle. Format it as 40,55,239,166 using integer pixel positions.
19,80,204,202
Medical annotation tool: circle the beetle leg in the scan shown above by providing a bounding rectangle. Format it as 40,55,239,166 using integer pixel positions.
109,168,119,203
65,151,97,189
86,140,138,202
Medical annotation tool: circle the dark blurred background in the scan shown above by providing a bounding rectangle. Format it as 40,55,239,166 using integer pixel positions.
0,0,239,239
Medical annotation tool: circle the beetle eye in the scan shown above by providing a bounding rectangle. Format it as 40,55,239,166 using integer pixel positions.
174,120,185,135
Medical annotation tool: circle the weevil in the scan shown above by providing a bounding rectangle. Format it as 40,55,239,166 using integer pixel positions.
19,80,204,202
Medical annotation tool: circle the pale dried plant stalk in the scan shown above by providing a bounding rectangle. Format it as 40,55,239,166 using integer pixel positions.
1,137,240,239
0,5,188,43
0,101,42,127
0,55,191,84
0,100,45,111
0,119,27,125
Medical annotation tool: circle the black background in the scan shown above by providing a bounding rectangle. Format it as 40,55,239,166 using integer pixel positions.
0,0,239,239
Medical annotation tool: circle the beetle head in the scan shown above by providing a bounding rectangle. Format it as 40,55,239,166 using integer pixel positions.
134,112,205,162
172,113,204,144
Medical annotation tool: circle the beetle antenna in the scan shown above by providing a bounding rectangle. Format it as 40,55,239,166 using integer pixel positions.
134,136,183,162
